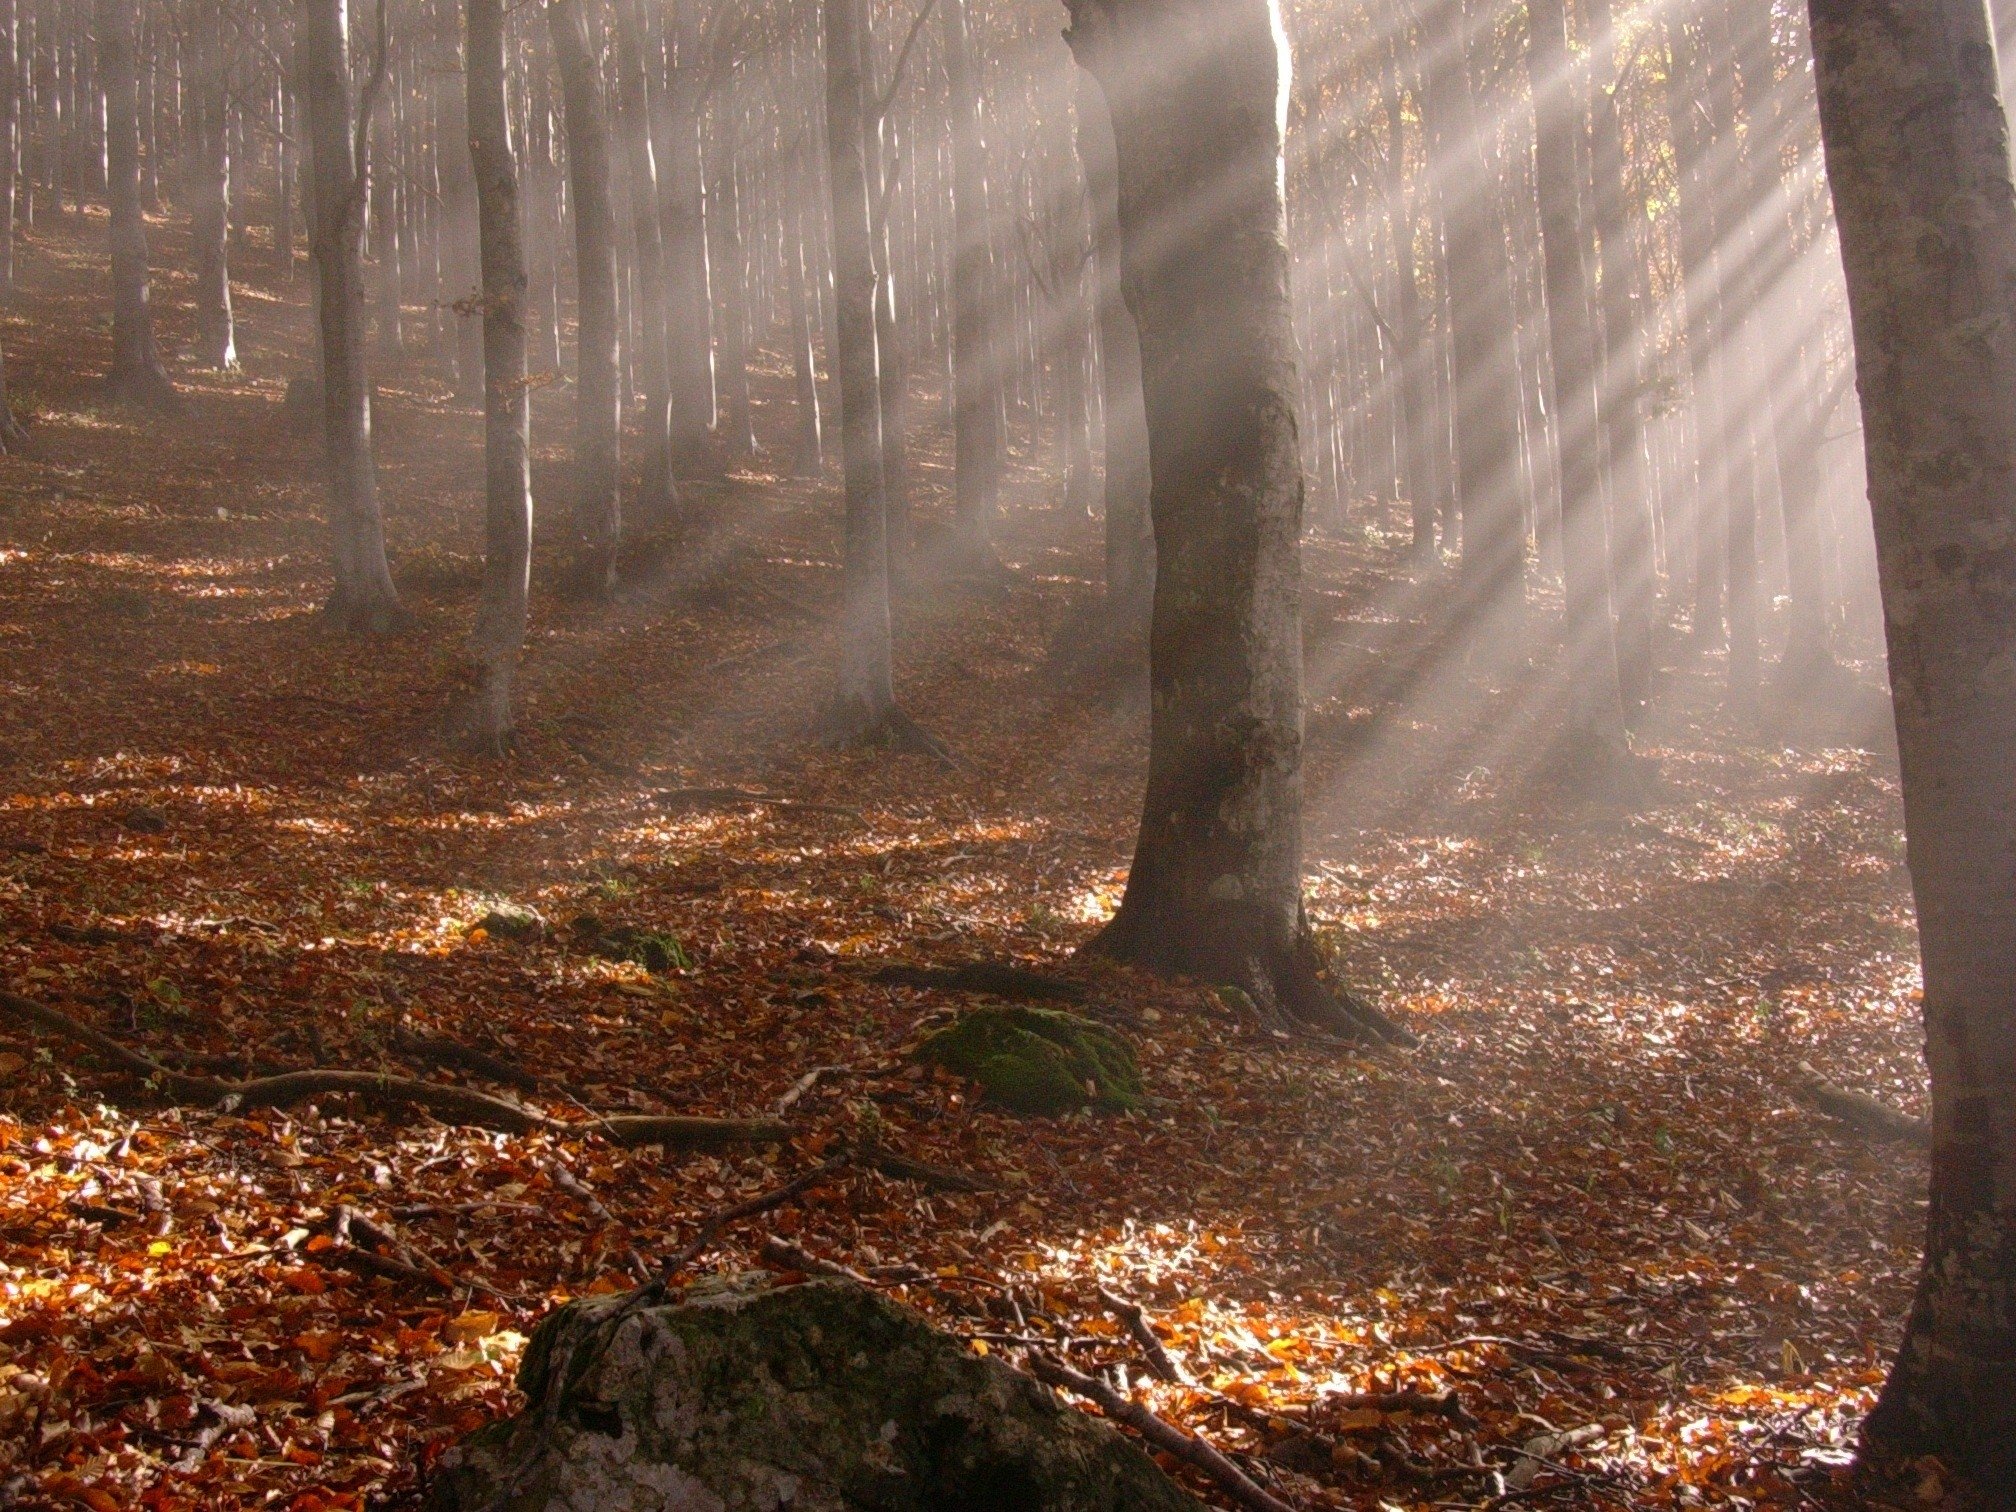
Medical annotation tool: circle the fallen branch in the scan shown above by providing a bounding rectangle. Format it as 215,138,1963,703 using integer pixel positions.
1797,1063,1930,1148
857,1141,993,1192
1330,1388,1475,1427
869,961,1087,1004
759,1234,874,1285
1027,1352,1299,1512
394,1028,541,1094
1096,1287,1183,1383
0,988,786,1152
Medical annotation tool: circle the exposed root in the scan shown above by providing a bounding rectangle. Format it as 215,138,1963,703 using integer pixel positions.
0,987,789,1150
321,589,414,636
821,700,959,767
867,960,1087,1003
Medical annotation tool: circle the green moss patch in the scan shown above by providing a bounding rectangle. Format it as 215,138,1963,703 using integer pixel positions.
916,1006,1141,1116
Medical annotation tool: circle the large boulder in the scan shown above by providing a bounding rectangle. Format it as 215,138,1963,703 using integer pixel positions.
429,1275,1203,1512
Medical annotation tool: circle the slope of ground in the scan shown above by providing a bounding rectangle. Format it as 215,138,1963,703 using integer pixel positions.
0,211,1934,1510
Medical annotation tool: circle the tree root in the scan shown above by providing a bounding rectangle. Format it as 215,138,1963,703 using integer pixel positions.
821,700,958,768
1796,1062,1930,1148
0,988,788,1149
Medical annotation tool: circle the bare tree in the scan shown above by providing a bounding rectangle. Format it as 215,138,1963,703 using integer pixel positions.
97,0,174,406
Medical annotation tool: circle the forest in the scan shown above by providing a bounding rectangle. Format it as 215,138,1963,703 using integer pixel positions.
0,0,2011,1506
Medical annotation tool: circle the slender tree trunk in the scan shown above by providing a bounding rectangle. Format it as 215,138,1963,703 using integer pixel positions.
96,0,172,405
663,2,713,467
784,163,823,477
942,0,1000,566
1383,31,1436,560
1807,0,2016,1498
300,0,401,631
1076,68,1151,638
711,159,755,457
821,0,925,751
546,0,621,596
437,20,482,404
1527,0,1633,781
1064,0,1406,1044
0,0,15,294
371,96,401,354
188,0,233,370
1584,0,1655,706
611,0,675,513
457,0,531,752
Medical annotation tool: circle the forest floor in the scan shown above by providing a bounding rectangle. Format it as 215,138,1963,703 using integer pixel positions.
0,209,1941,1511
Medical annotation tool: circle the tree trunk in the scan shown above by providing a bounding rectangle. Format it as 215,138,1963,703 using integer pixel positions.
822,0,897,742
300,0,402,631
1526,0,1633,782
1076,69,1151,638
187,0,233,370
942,0,1000,566
663,1,714,469
1383,31,1436,561
611,0,675,514
1806,0,2016,1497
456,0,531,753
1063,0,1405,1044
545,0,621,596
784,161,824,477
437,23,483,405
711,161,755,458
96,0,172,406
0,0,16,295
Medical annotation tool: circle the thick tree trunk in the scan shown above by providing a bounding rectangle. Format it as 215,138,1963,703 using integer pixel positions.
455,0,531,754
1806,0,2016,1497
611,0,675,514
1076,70,1151,638
546,0,621,596
96,0,173,406
1063,0,1405,1044
942,0,1000,566
300,0,402,631
822,0,897,741
1527,0,1634,782
187,0,233,370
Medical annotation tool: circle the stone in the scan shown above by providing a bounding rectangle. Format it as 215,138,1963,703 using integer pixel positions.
914,1007,1141,1117
428,1275,1201,1512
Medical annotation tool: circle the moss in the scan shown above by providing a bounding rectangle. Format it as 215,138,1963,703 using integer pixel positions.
916,1006,1141,1115
475,901,546,940
569,914,690,972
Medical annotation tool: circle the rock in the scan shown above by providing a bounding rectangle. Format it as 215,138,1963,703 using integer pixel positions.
429,1275,1202,1512
477,902,547,941
914,1006,1141,1116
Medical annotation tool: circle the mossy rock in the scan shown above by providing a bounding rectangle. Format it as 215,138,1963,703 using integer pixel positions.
915,1006,1141,1116
428,1275,1202,1512
572,914,689,972
477,901,547,940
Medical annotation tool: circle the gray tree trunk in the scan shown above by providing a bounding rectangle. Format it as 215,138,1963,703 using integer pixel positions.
456,0,531,753
97,0,173,406
188,0,233,370
300,0,402,631
1064,0,1408,1044
1807,0,2016,1497
546,0,621,596
942,0,1000,566
612,0,675,514
1527,0,1633,780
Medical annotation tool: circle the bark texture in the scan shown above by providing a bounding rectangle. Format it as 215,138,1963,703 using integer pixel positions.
97,0,173,406
546,0,622,597
942,0,1001,566
1806,0,2016,1496
458,0,531,753
1064,0,1400,1042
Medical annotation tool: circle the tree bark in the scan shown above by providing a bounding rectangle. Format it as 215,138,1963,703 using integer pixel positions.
96,0,173,406
784,156,824,477
300,0,403,631
545,0,621,597
1806,0,2016,1497
0,0,16,295
1076,68,1151,639
456,0,531,754
1063,0,1405,1043
941,0,1000,566
187,0,233,370
822,0,897,741
611,0,676,514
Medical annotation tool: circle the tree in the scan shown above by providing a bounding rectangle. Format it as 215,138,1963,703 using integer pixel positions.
611,0,676,514
1062,0,1408,1043
300,0,403,631
941,0,1000,567
188,0,235,370
454,0,532,754
97,0,174,407
1806,0,2016,1495
1526,0,1634,783
545,0,621,597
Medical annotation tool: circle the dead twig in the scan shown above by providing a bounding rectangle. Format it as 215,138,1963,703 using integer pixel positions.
1096,1287,1184,1383
1027,1352,1300,1512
